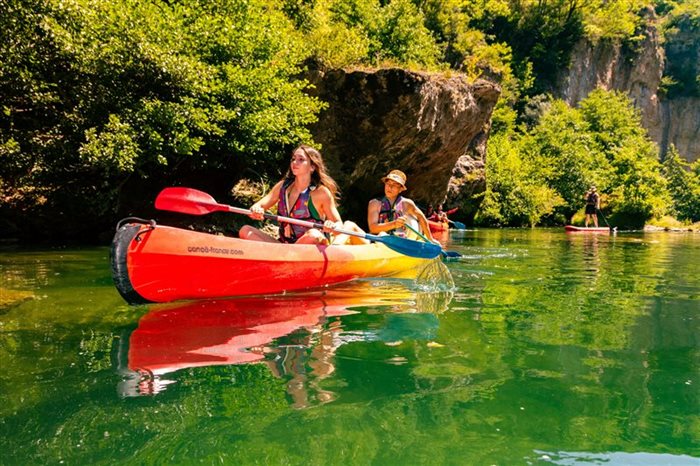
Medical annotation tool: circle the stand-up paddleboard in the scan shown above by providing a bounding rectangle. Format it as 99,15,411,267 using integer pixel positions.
565,225,611,233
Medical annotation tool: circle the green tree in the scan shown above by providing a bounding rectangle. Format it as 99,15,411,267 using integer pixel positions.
662,145,700,221
578,89,670,227
480,0,585,95
524,99,609,221
303,0,372,68
321,0,441,67
476,133,563,226
582,0,649,43
0,0,326,240
477,90,671,228
659,1,700,98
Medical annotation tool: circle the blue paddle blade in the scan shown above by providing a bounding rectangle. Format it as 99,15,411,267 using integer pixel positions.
399,221,462,259
450,220,466,229
368,234,442,259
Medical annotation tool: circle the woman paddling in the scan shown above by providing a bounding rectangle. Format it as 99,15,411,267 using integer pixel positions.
428,204,449,223
240,145,363,244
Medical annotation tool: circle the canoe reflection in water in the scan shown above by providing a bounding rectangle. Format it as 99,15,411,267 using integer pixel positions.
117,279,453,406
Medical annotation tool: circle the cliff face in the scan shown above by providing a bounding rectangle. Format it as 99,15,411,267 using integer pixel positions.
306,66,500,225
557,16,699,162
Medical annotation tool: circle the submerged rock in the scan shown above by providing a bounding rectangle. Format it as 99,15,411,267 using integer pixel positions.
0,288,34,312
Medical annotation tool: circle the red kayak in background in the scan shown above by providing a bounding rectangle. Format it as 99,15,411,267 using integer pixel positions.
428,220,449,233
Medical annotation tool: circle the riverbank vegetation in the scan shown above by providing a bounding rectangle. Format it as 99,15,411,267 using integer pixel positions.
1,0,698,241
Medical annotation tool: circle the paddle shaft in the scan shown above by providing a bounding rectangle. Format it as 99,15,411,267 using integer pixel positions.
402,221,432,243
235,205,451,248
596,207,614,230
223,204,362,238
194,198,431,245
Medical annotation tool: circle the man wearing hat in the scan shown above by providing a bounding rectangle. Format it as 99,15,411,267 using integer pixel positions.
584,185,600,227
367,169,438,242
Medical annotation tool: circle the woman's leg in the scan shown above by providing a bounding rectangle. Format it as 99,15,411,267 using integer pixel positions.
239,225,279,243
295,228,329,245
331,221,369,245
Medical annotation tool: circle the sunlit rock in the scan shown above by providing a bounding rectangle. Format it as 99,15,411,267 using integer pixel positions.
305,64,500,225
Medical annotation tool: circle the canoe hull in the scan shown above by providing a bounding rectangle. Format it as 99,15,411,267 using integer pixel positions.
428,220,449,233
111,222,433,304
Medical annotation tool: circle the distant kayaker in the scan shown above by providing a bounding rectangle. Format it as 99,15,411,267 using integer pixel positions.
584,185,600,227
368,170,438,243
241,145,364,244
428,204,448,223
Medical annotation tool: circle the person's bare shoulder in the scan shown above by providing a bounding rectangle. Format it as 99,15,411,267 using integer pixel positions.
312,185,333,200
268,179,285,196
402,197,418,211
367,199,381,220
368,198,384,213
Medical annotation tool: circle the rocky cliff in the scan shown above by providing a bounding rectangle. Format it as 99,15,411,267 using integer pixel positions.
305,66,500,226
557,13,699,162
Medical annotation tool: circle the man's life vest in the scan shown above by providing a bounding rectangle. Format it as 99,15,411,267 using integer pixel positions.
376,195,411,238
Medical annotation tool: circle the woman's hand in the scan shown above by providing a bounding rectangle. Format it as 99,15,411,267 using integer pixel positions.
393,216,406,229
322,220,342,233
249,204,265,220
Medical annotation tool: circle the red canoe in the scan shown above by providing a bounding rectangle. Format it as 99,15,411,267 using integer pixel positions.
428,220,449,233
111,221,435,304
565,225,611,233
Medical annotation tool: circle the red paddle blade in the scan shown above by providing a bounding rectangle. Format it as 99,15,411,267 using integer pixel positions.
155,187,223,215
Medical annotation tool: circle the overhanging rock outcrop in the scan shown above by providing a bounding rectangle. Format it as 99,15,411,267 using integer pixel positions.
305,66,500,226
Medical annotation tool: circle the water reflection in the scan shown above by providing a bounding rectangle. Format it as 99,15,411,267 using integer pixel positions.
117,280,454,405
565,233,605,284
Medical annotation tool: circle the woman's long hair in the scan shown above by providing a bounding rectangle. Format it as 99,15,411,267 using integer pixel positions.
284,144,339,199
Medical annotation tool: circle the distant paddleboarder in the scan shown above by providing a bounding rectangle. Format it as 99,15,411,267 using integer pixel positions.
584,185,600,228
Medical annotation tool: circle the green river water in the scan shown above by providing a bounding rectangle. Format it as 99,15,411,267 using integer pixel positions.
1,228,698,465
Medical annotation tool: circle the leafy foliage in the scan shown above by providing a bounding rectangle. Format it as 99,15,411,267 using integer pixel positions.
578,89,670,228
475,132,564,227
1,0,696,240
479,89,671,228
662,145,700,221
524,99,605,220
305,0,441,68
0,0,326,240
582,0,649,42
658,0,700,97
